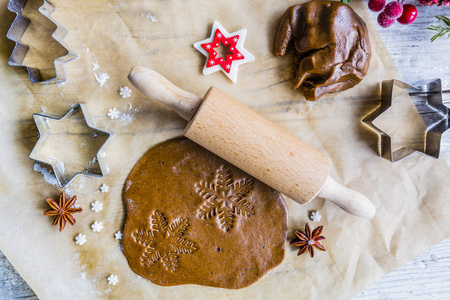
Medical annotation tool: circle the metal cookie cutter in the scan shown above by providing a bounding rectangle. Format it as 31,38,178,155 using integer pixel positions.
362,79,449,162
7,0,78,84
30,104,115,187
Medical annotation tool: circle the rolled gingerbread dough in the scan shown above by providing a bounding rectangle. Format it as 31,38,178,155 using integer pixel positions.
122,138,288,289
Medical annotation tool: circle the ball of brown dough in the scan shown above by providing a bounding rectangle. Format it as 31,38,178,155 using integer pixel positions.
275,1,372,100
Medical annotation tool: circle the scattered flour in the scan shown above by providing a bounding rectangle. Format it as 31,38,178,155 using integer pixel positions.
94,72,110,87
86,48,108,87
140,12,158,22
132,274,142,283
119,103,140,125
33,163,58,186
125,180,132,192
65,188,76,198
119,113,132,125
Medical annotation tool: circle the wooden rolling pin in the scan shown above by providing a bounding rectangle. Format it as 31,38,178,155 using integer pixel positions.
128,66,376,219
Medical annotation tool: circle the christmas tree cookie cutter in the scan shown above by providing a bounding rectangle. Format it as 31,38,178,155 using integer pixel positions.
29,103,115,187
7,0,78,84
362,79,449,162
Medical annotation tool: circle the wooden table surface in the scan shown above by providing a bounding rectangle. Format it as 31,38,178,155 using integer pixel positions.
1,2,449,299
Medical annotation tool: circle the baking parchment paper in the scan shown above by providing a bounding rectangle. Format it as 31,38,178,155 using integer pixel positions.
0,0,449,299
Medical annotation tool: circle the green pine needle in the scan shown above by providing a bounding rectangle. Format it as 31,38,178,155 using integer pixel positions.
428,15,450,42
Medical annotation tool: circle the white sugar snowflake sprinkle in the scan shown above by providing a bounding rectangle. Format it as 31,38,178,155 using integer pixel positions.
94,72,109,87
91,221,104,232
107,274,118,285
114,231,123,240
310,211,322,222
119,86,132,98
107,108,119,119
99,184,109,193
91,201,103,213
75,234,86,245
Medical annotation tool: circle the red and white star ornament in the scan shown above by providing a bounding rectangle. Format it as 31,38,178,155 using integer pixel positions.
193,20,255,83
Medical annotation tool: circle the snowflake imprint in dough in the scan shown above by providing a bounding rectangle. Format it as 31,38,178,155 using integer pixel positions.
99,183,109,193
115,231,123,240
75,233,86,245
107,274,118,285
119,86,132,98
91,221,104,232
107,108,119,119
310,211,321,222
91,201,103,213
132,211,198,272
195,166,254,232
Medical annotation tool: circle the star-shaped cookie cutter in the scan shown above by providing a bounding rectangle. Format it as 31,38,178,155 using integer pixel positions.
7,0,78,84
193,20,255,83
30,104,115,187
362,79,449,162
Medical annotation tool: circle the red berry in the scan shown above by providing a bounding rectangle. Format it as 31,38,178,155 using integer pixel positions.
397,4,417,24
384,1,403,19
377,12,395,27
368,0,386,12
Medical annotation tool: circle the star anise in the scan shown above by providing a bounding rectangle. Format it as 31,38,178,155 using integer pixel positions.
290,223,326,258
43,191,82,232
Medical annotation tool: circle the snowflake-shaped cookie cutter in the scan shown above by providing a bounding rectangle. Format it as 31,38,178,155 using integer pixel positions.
6,0,78,84
362,79,449,162
29,103,115,187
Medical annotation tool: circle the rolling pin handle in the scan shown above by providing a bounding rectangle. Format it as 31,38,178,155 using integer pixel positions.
128,66,202,121
318,176,376,219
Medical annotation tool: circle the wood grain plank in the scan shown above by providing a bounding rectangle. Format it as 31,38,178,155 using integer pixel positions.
372,6,450,90
0,251,37,299
355,238,450,299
